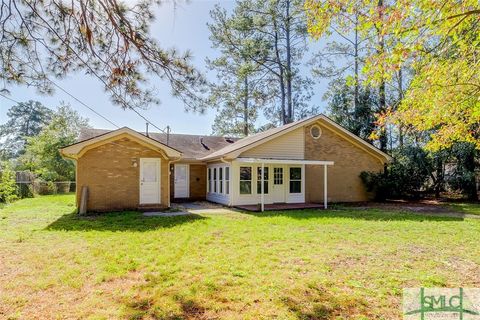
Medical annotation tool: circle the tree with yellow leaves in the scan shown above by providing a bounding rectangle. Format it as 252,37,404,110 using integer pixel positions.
305,0,480,151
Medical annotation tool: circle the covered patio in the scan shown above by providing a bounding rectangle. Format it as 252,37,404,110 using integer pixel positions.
235,202,327,212
234,157,334,212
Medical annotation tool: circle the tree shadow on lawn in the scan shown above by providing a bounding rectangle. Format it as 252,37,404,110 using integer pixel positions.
245,208,465,222
46,211,207,232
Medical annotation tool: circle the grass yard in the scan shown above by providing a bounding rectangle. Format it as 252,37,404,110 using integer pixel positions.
448,202,480,216
1,195,480,320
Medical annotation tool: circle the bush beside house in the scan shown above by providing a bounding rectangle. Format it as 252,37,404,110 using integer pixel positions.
361,144,479,201
0,163,18,203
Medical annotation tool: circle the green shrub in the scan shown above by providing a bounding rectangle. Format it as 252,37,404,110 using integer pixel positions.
447,142,478,201
360,146,431,200
36,181,57,195
17,183,35,198
360,171,390,201
0,163,18,203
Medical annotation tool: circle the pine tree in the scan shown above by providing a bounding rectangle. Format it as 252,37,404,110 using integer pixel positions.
0,100,53,158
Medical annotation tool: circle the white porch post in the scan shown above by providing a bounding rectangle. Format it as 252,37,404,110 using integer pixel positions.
261,162,265,212
324,164,328,209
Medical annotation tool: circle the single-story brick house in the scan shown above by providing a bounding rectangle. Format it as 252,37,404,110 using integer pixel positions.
60,114,392,212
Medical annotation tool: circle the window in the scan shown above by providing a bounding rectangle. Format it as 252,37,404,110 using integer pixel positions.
274,167,283,185
310,125,322,139
239,166,252,194
208,168,211,193
257,167,269,194
219,167,223,194
289,167,302,193
225,167,230,194
213,168,217,193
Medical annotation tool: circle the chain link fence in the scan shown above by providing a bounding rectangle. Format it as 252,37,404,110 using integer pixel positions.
15,171,76,197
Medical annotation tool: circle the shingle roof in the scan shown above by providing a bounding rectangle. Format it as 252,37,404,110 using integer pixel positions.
77,114,392,162
78,128,239,160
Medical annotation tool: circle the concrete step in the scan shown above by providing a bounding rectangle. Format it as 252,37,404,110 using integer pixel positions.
137,204,167,212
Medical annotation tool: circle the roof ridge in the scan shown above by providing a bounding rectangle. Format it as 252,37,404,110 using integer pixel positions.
82,128,239,140
77,127,242,160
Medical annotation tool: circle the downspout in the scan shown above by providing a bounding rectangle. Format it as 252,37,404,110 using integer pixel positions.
74,159,78,208
167,155,183,208
60,150,81,211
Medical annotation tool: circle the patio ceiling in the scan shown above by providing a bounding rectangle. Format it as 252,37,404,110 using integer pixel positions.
234,157,334,166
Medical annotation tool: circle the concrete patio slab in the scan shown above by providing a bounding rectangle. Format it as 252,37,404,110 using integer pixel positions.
143,211,191,217
171,201,239,215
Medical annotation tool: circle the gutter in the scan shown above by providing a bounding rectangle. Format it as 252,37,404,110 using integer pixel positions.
220,157,230,164
59,149,77,160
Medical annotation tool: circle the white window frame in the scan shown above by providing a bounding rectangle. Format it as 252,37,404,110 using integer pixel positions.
256,166,269,195
289,166,302,194
219,167,223,194
207,164,231,196
207,168,211,193
239,166,252,195
213,168,217,193
225,166,230,195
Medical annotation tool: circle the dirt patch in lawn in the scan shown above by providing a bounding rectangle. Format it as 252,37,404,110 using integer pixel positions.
341,199,479,218
0,252,146,319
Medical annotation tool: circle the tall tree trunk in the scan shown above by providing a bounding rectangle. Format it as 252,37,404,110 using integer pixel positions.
398,68,404,148
465,148,478,201
434,155,444,198
378,81,387,150
25,104,31,137
243,76,249,136
353,13,359,118
377,0,388,151
285,0,293,123
273,13,287,124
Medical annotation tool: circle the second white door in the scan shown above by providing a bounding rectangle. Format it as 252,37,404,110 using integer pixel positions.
174,164,189,198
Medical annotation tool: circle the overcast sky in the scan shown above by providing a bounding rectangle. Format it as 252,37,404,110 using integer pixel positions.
0,0,329,136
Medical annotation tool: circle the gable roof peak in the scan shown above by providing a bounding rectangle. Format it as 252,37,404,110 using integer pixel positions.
201,114,392,162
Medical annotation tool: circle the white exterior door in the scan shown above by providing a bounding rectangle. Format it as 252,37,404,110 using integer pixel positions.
139,158,161,204
272,166,286,203
174,164,189,198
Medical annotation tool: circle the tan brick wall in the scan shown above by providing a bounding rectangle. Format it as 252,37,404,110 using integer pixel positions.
170,163,206,201
304,121,386,202
77,137,169,212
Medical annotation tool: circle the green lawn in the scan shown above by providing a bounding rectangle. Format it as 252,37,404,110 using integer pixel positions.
448,202,480,215
1,195,480,320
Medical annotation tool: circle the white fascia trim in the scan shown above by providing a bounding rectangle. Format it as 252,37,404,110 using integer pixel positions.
61,127,182,159
234,158,334,166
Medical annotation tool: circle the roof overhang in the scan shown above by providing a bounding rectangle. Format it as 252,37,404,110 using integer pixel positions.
234,158,334,165
202,114,393,164
60,127,182,160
